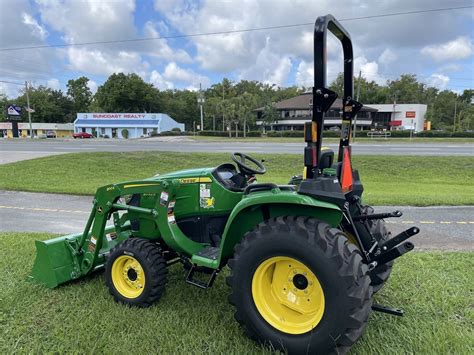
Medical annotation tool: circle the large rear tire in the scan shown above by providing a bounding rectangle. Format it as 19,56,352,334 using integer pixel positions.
227,216,372,354
105,238,167,307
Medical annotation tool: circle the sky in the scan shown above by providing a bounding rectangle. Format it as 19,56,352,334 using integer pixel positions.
0,0,473,98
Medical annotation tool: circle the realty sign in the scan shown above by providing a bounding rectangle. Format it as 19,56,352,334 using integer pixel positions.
7,105,21,116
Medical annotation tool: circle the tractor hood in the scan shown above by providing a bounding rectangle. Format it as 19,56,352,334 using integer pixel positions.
155,167,214,180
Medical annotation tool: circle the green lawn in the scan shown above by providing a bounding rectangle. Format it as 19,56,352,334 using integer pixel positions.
0,232,472,354
0,152,473,206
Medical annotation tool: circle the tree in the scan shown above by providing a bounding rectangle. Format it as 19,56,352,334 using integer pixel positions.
235,92,257,138
387,74,426,104
261,103,279,132
13,86,73,123
329,73,388,104
0,93,8,121
426,90,458,130
67,76,93,114
95,73,161,113
158,89,199,130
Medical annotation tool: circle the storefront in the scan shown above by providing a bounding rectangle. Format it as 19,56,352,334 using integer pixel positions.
74,113,185,138
0,122,74,138
366,104,427,132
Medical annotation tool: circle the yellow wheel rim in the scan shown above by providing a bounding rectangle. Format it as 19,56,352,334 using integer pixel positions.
252,256,325,334
111,255,146,299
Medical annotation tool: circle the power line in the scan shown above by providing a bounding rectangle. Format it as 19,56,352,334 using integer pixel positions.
0,80,24,86
0,5,471,52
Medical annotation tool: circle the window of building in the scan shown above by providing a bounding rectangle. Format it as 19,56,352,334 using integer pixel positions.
373,112,392,128
143,128,147,135
101,128,105,134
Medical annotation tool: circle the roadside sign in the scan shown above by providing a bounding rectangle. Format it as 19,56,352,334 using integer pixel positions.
7,105,21,116
25,107,35,113
405,111,416,118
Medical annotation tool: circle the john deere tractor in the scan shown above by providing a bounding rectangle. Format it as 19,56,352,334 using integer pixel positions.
31,15,419,354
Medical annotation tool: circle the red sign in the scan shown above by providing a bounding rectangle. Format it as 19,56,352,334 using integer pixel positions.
405,111,416,118
92,113,146,119
389,120,402,126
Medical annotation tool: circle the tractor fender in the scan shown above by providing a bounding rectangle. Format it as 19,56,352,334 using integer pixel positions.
218,190,343,265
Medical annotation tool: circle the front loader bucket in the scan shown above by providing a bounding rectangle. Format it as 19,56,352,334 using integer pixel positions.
29,233,83,288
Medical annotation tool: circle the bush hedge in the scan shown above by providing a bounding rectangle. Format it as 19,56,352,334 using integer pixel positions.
265,130,342,138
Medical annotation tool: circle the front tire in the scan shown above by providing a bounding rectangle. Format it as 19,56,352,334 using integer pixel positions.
227,216,372,354
105,238,167,307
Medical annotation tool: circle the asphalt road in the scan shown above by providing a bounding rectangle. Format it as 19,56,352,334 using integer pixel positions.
1,138,473,162
1,190,472,251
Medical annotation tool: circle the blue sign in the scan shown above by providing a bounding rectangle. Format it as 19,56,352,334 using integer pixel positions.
7,105,21,116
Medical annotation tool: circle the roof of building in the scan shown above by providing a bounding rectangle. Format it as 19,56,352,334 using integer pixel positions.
254,92,377,112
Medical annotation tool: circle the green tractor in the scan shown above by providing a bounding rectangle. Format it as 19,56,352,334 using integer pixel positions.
30,15,419,353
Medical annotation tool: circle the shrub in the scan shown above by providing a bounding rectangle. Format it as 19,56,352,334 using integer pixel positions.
121,129,129,139
198,130,229,137
451,131,474,138
322,130,340,138
266,131,304,138
171,127,182,132
159,130,181,136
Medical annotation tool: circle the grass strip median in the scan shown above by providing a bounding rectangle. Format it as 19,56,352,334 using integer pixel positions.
0,232,472,354
0,152,472,205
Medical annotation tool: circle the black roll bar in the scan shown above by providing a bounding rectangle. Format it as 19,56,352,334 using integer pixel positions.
306,14,362,178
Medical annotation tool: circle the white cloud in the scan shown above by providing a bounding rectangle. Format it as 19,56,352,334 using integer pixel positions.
163,62,210,89
427,73,450,90
421,37,473,62
21,13,48,40
355,56,386,85
143,21,191,63
0,0,56,81
87,80,98,94
64,47,149,77
239,38,292,86
378,48,397,66
46,78,60,90
149,70,174,90
295,60,313,87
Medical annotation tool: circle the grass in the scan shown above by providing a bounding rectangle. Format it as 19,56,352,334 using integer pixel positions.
189,136,474,143
0,152,473,206
0,232,472,354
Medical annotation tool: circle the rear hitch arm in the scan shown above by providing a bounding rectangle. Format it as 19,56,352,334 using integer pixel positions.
372,304,404,317
352,210,402,221
379,226,419,252
373,241,415,266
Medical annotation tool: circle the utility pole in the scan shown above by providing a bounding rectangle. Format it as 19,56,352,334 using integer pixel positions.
198,83,204,131
25,81,33,138
352,70,361,140
453,99,457,133
222,84,225,132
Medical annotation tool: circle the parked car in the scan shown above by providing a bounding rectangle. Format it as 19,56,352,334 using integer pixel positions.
45,130,56,138
73,132,93,139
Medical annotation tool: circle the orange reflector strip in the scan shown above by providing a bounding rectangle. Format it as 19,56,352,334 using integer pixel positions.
341,147,353,193
311,122,317,142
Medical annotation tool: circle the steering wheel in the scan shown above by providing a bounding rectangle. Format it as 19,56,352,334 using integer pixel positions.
231,152,266,175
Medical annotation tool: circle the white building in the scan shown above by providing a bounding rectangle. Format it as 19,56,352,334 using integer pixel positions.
254,93,377,131
74,113,185,138
365,104,427,132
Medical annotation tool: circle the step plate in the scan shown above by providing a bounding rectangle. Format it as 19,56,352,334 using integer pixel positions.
197,246,220,260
